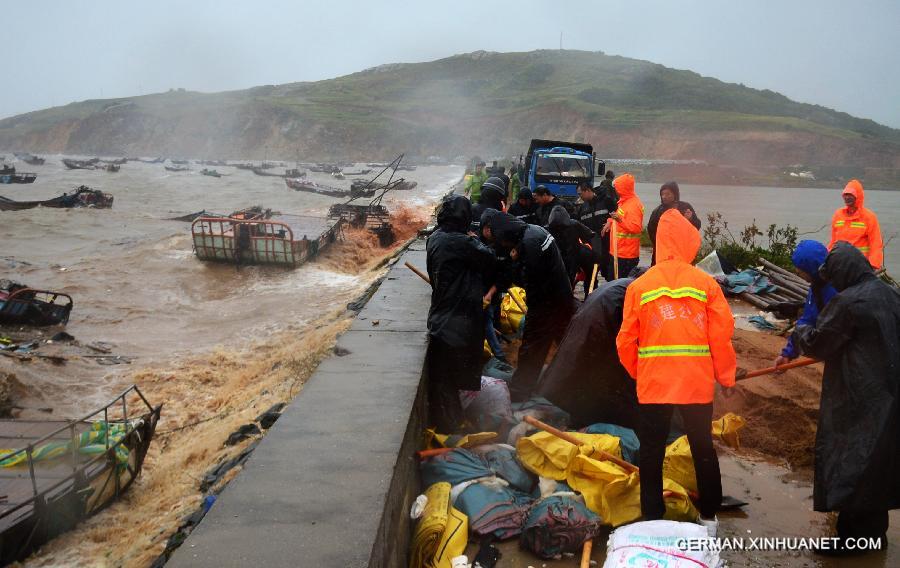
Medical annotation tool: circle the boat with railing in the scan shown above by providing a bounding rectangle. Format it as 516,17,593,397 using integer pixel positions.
191,207,343,267
0,385,161,565
0,281,73,326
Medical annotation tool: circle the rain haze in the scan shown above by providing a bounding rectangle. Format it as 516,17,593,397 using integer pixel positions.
6,0,900,127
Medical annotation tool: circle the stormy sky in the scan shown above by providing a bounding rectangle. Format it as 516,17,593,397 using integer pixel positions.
6,0,900,128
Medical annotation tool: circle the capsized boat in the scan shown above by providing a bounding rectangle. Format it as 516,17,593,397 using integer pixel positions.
0,186,113,210
0,385,161,566
191,207,343,267
0,280,73,326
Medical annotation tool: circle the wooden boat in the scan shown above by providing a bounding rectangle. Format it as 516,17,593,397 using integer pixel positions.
250,167,304,178
133,157,165,164
0,166,15,175
231,163,255,170
15,154,45,166
284,178,376,199
197,160,228,167
165,165,191,172
200,169,223,178
351,178,417,192
0,385,161,565
0,281,73,326
170,159,189,165
62,159,96,170
99,158,127,165
103,164,120,173
0,186,113,210
327,203,394,246
342,169,373,176
0,173,37,184
191,207,343,267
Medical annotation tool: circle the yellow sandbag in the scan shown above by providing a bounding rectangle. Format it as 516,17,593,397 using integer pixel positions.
498,287,526,336
424,428,497,449
516,431,622,480
567,454,698,527
712,412,746,448
663,435,698,495
410,482,469,568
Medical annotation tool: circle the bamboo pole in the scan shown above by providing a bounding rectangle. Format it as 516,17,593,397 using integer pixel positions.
404,261,430,284
580,540,593,568
740,292,773,310
759,258,808,285
736,357,819,381
587,263,599,295
612,221,619,280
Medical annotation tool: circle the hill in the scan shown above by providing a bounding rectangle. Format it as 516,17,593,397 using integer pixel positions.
2,50,899,184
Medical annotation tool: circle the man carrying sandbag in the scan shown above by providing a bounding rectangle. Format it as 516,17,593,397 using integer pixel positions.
616,208,736,536
792,241,899,556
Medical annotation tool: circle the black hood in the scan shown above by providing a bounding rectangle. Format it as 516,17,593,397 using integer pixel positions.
436,194,472,233
547,205,574,230
488,211,528,245
480,207,501,230
819,240,875,291
660,181,680,202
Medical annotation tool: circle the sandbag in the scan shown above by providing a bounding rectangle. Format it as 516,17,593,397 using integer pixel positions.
603,520,720,568
663,435,698,495
421,448,493,487
455,478,532,540
581,422,640,464
460,377,514,434
470,444,536,494
498,287,526,336
567,455,698,527
519,495,601,559
410,482,469,568
424,428,497,450
516,431,621,481
712,412,746,449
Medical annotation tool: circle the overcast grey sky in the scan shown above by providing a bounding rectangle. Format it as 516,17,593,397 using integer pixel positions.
7,0,900,127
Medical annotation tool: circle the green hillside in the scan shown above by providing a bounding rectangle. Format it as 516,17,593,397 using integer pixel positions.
2,49,898,182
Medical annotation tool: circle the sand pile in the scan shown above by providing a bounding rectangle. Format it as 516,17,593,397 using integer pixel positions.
716,329,823,472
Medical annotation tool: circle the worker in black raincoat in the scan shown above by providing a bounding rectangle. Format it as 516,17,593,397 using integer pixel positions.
508,187,538,225
536,278,639,429
426,195,497,431
469,176,507,234
487,211,576,402
646,181,701,265
576,181,618,284
792,241,899,554
547,205,595,291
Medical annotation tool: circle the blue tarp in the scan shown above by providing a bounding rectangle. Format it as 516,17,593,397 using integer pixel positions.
720,269,777,295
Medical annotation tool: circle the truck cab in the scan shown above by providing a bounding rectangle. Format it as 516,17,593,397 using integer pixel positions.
521,139,604,201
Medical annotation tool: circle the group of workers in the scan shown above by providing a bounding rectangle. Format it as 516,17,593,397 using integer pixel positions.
428,166,897,555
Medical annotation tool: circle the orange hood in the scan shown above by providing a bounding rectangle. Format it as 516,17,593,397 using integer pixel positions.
656,208,700,263
613,173,635,199
842,179,865,210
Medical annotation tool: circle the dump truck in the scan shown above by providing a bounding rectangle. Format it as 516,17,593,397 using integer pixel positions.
518,139,605,201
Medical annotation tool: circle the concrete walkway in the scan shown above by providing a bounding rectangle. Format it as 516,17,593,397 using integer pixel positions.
169,240,431,568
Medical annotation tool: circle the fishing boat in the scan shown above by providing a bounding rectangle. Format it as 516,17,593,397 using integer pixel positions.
0,281,73,326
197,159,228,167
62,159,96,170
231,163,255,170
0,385,161,565
342,169,373,176
99,158,128,165
15,154,45,166
165,165,191,172
103,163,120,173
170,159,189,165
200,169,223,178
327,203,395,246
0,166,14,175
0,186,113,210
250,167,302,178
351,178,417,192
133,157,165,164
284,178,376,198
191,207,343,267
0,173,37,184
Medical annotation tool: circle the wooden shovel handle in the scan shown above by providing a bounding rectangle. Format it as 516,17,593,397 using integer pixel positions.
404,261,430,284
737,357,818,381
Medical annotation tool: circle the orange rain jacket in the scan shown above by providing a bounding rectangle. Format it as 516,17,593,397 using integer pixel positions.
607,173,644,260
616,209,736,404
828,179,883,269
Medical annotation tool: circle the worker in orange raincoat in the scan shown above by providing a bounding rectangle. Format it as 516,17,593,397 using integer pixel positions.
602,173,644,279
616,208,736,536
828,179,883,269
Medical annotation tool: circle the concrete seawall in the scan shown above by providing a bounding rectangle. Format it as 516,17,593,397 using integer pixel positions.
169,239,431,567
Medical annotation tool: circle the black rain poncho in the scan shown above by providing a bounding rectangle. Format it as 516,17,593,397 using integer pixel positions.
792,241,900,513
426,195,496,395
536,278,639,429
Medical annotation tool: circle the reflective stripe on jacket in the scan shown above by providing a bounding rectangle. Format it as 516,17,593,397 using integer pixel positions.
828,179,883,269
617,209,736,404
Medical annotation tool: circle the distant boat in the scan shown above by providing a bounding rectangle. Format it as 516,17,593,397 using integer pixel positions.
62,158,97,170
232,163,255,170
351,178,417,192
170,159,189,165
251,167,306,178
0,173,37,184
15,153,45,165
99,157,128,165
0,165,14,175
132,157,165,164
165,165,191,172
285,178,375,198
104,163,120,173
200,169,223,178
197,159,228,167
342,169,373,176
